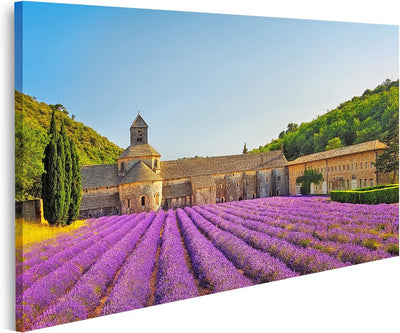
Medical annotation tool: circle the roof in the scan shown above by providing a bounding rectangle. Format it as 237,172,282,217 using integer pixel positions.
81,164,119,189
130,114,148,128
288,140,387,165
118,143,161,159
120,161,162,184
81,161,161,190
80,193,120,210
160,151,287,180
191,175,216,189
162,182,193,199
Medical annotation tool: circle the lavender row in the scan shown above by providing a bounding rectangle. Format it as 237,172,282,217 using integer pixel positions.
31,212,157,330
155,210,199,304
176,208,252,292
16,216,118,276
101,210,166,315
16,214,136,297
195,206,348,274
184,207,297,283
217,202,397,254
16,213,144,331
209,205,392,264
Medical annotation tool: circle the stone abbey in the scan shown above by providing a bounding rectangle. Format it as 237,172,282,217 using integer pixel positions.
79,114,389,218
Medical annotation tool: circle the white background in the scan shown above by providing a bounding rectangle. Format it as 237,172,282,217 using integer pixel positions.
1,1,399,332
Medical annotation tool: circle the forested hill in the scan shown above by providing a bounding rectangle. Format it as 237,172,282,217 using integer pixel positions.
250,79,399,161
15,90,123,200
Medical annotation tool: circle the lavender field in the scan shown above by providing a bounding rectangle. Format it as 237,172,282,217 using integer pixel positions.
16,197,399,331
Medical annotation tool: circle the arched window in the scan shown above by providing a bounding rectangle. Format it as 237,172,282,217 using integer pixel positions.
220,197,225,203
155,193,160,205
141,195,146,206
137,130,143,142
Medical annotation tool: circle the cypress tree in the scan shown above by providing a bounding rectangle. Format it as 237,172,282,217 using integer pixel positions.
61,122,72,225
54,125,66,225
68,138,81,222
42,110,58,225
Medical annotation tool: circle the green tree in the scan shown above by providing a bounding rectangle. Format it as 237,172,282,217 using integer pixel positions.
68,139,81,223
15,113,47,200
242,143,248,154
326,137,343,150
61,122,72,224
296,169,323,195
42,110,59,224
375,105,399,182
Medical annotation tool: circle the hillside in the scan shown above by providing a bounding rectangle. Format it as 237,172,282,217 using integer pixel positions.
251,79,399,161
15,90,123,200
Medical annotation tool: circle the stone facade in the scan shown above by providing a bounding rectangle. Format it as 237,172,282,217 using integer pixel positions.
79,115,391,218
288,141,388,195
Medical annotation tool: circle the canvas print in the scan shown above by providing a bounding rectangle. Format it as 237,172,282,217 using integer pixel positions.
14,1,399,331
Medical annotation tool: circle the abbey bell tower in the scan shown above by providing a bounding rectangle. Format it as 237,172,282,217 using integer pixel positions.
130,113,148,146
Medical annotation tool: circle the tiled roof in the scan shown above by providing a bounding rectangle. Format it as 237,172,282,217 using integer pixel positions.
160,151,287,180
118,143,161,159
162,182,193,199
80,193,120,210
191,175,216,189
81,164,119,189
130,114,148,128
288,140,387,165
81,161,161,190
120,161,162,184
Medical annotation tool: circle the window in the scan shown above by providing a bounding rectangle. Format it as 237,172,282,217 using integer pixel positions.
360,163,363,170
126,198,131,209
359,179,362,188
220,197,225,203
219,184,223,189
339,165,341,171
121,162,125,172
347,164,350,171
335,166,337,172
229,196,233,201
137,130,143,142
365,162,368,169
277,176,281,181
246,180,249,185
351,164,354,171
141,196,146,206
364,179,367,187
356,163,358,170
347,180,350,189
370,161,374,169
276,190,280,196
266,176,269,182
154,159,158,168
370,179,373,186
236,182,240,187
343,165,345,171
155,193,160,205
252,193,256,199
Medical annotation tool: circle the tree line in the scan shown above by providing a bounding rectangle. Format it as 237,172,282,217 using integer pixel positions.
251,79,399,163
42,110,81,225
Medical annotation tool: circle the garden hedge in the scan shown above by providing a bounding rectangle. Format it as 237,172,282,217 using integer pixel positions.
330,184,399,204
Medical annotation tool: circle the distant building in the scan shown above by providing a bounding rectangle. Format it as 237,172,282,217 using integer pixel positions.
79,114,390,218
79,114,288,218
288,140,389,195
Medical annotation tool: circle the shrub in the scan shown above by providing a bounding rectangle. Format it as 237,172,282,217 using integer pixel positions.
330,184,399,204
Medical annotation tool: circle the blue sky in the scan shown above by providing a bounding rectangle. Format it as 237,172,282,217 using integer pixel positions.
16,1,399,161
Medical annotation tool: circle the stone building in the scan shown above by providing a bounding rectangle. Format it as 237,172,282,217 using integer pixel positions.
79,114,391,218
287,140,388,195
79,114,288,218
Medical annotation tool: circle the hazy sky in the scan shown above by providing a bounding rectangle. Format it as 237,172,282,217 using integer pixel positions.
16,1,399,161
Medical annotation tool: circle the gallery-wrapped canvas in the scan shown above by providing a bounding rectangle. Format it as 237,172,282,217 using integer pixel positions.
14,1,399,331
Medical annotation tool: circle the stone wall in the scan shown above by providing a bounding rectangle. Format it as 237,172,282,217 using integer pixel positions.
288,151,383,195
15,199,43,223
119,180,163,214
